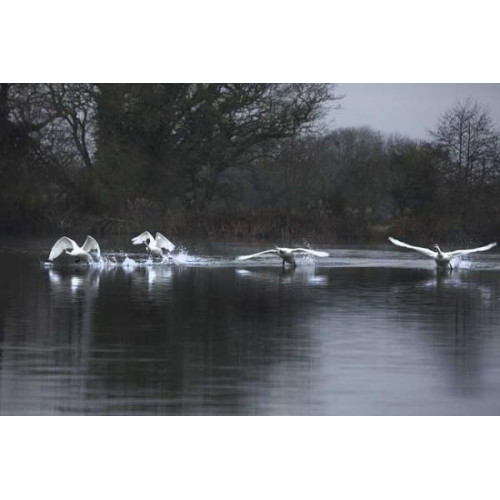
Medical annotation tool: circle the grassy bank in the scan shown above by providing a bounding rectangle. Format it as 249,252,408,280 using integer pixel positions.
2,208,495,247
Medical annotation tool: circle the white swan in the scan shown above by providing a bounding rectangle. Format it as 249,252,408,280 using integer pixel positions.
48,236,101,263
131,231,175,258
388,236,497,270
237,246,329,268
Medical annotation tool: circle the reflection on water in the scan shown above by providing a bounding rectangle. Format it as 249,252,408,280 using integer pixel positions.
1,241,500,415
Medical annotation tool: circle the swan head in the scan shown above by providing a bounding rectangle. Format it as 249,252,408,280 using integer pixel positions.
434,244,443,254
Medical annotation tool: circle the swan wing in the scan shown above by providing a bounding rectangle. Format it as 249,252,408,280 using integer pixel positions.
49,236,78,261
155,232,175,252
292,248,329,257
446,242,497,257
388,237,437,258
131,231,154,245
82,235,101,258
236,249,278,260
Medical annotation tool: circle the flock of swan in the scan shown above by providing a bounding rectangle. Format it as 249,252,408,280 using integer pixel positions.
48,231,175,264
47,231,498,270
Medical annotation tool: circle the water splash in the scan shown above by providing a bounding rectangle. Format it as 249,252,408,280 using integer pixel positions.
297,254,317,266
454,255,473,270
40,247,498,271
170,250,203,265
122,255,139,268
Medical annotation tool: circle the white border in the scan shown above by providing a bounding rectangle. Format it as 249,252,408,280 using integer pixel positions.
1,417,498,500
2,1,500,82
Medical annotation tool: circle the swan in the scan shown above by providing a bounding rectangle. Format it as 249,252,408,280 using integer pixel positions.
131,231,175,258
237,246,329,268
388,236,497,270
48,236,101,263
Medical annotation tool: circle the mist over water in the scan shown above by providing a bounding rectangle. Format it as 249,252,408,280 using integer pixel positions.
1,237,500,415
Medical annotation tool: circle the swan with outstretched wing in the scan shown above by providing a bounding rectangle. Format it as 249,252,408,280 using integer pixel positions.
131,231,175,258
388,237,496,270
48,235,101,263
237,246,329,268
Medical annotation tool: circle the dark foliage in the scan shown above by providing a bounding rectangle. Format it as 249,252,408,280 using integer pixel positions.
1,84,500,244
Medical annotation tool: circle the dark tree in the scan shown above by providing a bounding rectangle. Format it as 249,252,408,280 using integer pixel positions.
94,83,339,212
429,99,500,232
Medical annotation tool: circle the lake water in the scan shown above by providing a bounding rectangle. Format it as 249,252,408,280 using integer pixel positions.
1,236,500,415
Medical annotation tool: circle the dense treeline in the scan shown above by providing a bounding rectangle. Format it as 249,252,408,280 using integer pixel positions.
1,83,500,243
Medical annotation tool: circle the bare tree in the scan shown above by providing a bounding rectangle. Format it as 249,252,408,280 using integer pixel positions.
429,99,500,230
9,83,98,171
44,83,97,170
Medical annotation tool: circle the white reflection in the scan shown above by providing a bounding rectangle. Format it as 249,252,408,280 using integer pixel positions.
235,267,328,287
70,275,84,293
45,267,102,359
129,265,174,299
48,269,61,285
391,269,498,306
48,268,101,300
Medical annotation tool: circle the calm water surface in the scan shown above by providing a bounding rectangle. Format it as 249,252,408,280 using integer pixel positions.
1,236,500,415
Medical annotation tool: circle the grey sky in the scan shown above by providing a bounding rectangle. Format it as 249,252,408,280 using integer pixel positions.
329,84,500,139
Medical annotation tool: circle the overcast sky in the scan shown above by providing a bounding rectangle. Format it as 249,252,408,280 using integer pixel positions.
329,84,500,139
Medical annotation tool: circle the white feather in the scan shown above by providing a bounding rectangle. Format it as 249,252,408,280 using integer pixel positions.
131,231,154,245
155,232,175,252
82,235,101,258
388,237,437,258
446,242,497,257
237,249,278,260
48,237,78,261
